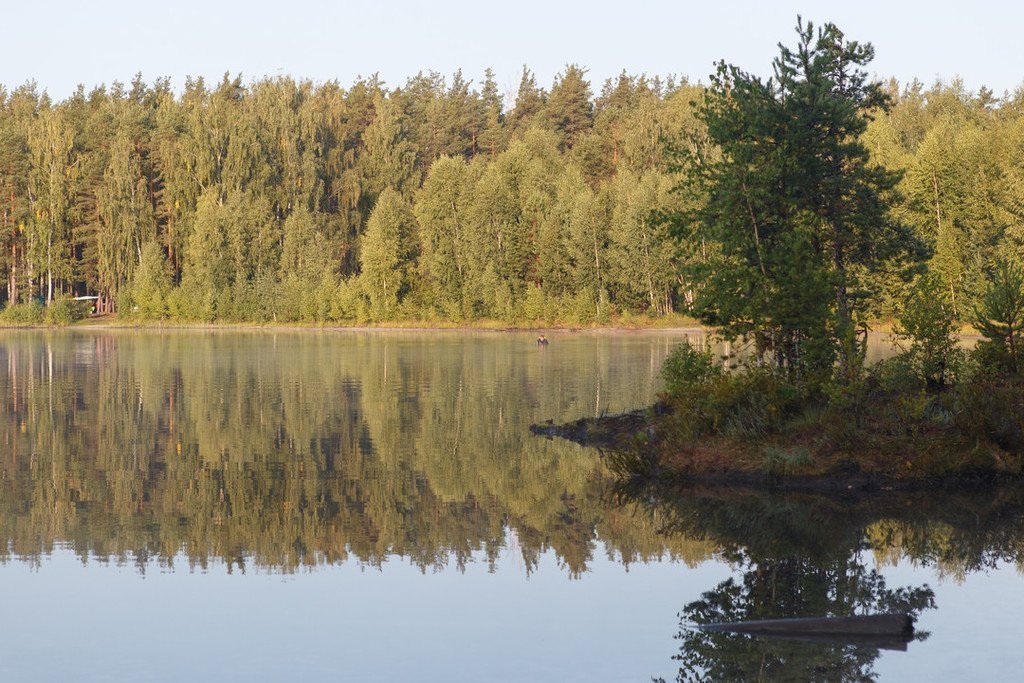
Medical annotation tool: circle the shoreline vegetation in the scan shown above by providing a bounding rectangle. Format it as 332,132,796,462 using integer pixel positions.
2,26,1024,334
534,21,1024,491
533,262,1024,490
0,311,707,331
0,314,989,340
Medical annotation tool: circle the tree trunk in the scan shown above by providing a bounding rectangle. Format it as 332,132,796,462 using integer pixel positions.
9,242,16,305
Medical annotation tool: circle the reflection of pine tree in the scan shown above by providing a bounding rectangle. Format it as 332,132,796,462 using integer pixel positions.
621,489,945,682
672,553,935,682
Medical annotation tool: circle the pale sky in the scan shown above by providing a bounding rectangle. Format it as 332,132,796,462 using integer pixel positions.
2,0,1021,100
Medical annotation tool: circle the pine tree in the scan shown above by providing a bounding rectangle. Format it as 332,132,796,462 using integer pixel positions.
678,19,916,375
542,64,594,150
507,67,544,138
477,68,505,159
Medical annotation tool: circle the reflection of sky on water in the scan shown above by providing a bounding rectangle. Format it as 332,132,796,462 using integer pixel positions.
2,549,1023,681
874,561,1024,682
0,544,729,682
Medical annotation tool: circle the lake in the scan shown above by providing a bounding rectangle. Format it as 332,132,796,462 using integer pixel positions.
0,329,1021,681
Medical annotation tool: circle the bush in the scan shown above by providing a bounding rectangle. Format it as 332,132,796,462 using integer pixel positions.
951,379,1024,454
167,278,215,321
1,298,87,326
44,297,87,325
328,277,370,323
130,241,173,320
664,365,802,441
660,341,721,396
0,301,45,325
521,283,547,323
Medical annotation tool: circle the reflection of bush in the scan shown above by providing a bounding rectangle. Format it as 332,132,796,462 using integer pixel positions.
618,484,1024,572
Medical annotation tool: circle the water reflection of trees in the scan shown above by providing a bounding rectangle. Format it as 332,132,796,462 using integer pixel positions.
621,486,1024,682
673,555,933,682
0,331,714,574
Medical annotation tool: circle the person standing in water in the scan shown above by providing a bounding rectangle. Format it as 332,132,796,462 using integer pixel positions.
536,334,549,346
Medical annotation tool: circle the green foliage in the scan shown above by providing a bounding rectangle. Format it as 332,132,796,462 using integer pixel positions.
0,42,1022,329
0,297,89,326
894,274,962,388
950,379,1024,454
973,259,1024,375
677,19,917,377
43,297,87,326
360,188,416,320
0,301,44,325
660,341,720,396
665,367,802,441
129,241,173,320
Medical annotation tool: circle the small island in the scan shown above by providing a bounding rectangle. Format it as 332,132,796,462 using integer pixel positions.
534,22,1024,491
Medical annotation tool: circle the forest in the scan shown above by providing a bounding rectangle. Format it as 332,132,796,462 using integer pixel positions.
1,58,1022,324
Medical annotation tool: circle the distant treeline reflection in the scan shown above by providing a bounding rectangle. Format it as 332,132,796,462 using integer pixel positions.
3,332,1023,580
0,330,711,573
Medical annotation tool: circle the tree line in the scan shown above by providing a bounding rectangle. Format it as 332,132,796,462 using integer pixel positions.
0,68,696,323
0,59,1022,324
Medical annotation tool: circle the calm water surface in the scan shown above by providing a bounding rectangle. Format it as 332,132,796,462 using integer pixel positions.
0,330,1021,681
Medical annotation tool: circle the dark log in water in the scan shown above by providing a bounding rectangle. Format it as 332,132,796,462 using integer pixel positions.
700,614,914,638
740,632,912,651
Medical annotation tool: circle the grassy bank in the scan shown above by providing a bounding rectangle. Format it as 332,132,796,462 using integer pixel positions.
534,347,1024,492
535,387,1024,492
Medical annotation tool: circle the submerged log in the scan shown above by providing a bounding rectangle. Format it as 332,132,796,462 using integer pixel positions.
738,631,912,651
700,613,914,638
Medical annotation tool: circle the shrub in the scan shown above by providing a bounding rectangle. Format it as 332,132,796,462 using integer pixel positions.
521,283,547,322
0,301,45,325
167,278,215,321
44,297,87,326
130,241,173,320
660,341,720,396
328,277,370,323
664,365,801,441
951,379,1024,455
